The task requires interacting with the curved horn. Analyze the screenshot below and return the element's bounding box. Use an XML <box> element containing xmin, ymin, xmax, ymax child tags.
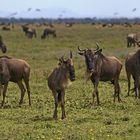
<box><xmin>78</xmin><ymin>46</ymin><xmax>85</xmax><ymax>52</ymax></box>
<box><xmin>95</xmin><ymin>42</ymin><xmax>100</xmax><ymax>50</ymax></box>
<box><xmin>134</xmin><ymin>39</ymin><xmax>140</xmax><ymax>43</ymax></box>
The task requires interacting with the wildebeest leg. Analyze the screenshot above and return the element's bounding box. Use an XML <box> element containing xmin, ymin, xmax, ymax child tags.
<box><xmin>132</xmin><ymin>75</ymin><xmax>137</xmax><ymax>98</ymax></box>
<box><xmin>92</xmin><ymin>88</ymin><xmax>96</xmax><ymax>105</ymax></box>
<box><xmin>114</xmin><ymin>78</ymin><xmax>121</xmax><ymax>102</ymax></box>
<box><xmin>126</xmin><ymin>72</ymin><xmax>131</xmax><ymax>96</ymax></box>
<box><xmin>127</xmin><ymin>39</ymin><xmax>130</xmax><ymax>47</ymax></box>
<box><xmin>53</xmin><ymin>91</ymin><xmax>58</xmax><ymax>120</ymax></box>
<box><xmin>136</xmin><ymin>77</ymin><xmax>140</xmax><ymax>99</ymax></box>
<box><xmin>61</xmin><ymin>89</ymin><xmax>66</xmax><ymax>119</ymax></box>
<box><xmin>23</xmin><ymin>79</ymin><xmax>31</xmax><ymax>106</ymax></box>
<box><xmin>93</xmin><ymin>79</ymin><xmax>100</xmax><ymax>105</ymax></box>
<box><xmin>1</xmin><ymin>83</ymin><xmax>8</xmax><ymax>107</ymax></box>
<box><xmin>17</xmin><ymin>81</ymin><xmax>26</xmax><ymax>105</ymax></box>
<box><xmin>130</xmin><ymin>42</ymin><xmax>132</xmax><ymax>47</ymax></box>
<box><xmin>0</xmin><ymin>84</ymin><xmax>2</xmax><ymax>97</ymax></box>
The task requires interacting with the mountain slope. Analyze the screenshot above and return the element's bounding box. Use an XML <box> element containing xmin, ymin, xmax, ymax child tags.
<box><xmin>0</xmin><ymin>8</ymin><xmax>81</xmax><ymax>18</ymax></box>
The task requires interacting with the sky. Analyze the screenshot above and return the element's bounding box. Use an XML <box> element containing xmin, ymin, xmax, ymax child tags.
<box><xmin>0</xmin><ymin>0</ymin><xmax>140</xmax><ymax>18</ymax></box>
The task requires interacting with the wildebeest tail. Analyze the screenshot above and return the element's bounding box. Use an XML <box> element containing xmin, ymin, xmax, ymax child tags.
<box><xmin>57</xmin><ymin>90</ymin><xmax>61</xmax><ymax>103</ymax></box>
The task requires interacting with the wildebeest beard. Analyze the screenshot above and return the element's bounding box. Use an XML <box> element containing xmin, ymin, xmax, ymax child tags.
<box><xmin>85</xmin><ymin>56</ymin><xmax>94</xmax><ymax>72</ymax></box>
<box><xmin>69</xmin><ymin>65</ymin><xmax>75</xmax><ymax>81</ymax></box>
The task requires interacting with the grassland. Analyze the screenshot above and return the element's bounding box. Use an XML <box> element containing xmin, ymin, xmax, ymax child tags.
<box><xmin>0</xmin><ymin>24</ymin><xmax>140</xmax><ymax>140</ymax></box>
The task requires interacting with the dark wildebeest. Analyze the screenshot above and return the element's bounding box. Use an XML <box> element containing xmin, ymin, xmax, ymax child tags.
<box><xmin>21</xmin><ymin>25</ymin><xmax>37</xmax><ymax>39</ymax></box>
<box><xmin>41</xmin><ymin>28</ymin><xmax>56</xmax><ymax>39</ymax></box>
<box><xmin>48</xmin><ymin>51</ymin><xmax>75</xmax><ymax>119</ymax></box>
<box><xmin>78</xmin><ymin>43</ymin><xmax>122</xmax><ymax>105</ymax></box>
<box><xmin>0</xmin><ymin>56</ymin><xmax>31</xmax><ymax>107</ymax></box>
<box><xmin>125</xmin><ymin>49</ymin><xmax>140</xmax><ymax>98</ymax></box>
<box><xmin>0</xmin><ymin>36</ymin><xmax>7</xmax><ymax>53</ymax></box>
<box><xmin>2</xmin><ymin>26</ymin><xmax>11</xmax><ymax>31</ymax></box>
<box><xmin>127</xmin><ymin>33</ymin><xmax>138</xmax><ymax>47</ymax></box>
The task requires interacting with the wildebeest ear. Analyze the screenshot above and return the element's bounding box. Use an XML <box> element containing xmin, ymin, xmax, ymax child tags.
<box><xmin>78</xmin><ymin>52</ymin><xmax>84</xmax><ymax>55</ymax></box>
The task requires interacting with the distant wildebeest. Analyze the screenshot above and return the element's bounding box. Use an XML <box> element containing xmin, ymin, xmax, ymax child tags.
<box><xmin>102</xmin><ymin>23</ymin><xmax>107</xmax><ymax>27</ymax></box>
<box><xmin>78</xmin><ymin>43</ymin><xmax>122</xmax><ymax>105</ymax></box>
<box><xmin>0</xmin><ymin>36</ymin><xmax>7</xmax><ymax>53</ymax></box>
<box><xmin>0</xmin><ymin>56</ymin><xmax>31</xmax><ymax>107</ymax></box>
<box><xmin>125</xmin><ymin>49</ymin><xmax>140</xmax><ymax>98</ymax></box>
<box><xmin>41</xmin><ymin>28</ymin><xmax>56</xmax><ymax>39</ymax></box>
<box><xmin>127</xmin><ymin>33</ymin><xmax>138</xmax><ymax>47</ymax></box>
<box><xmin>21</xmin><ymin>25</ymin><xmax>37</xmax><ymax>39</ymax></box>
<box><xmin>65</xmin><ymin>23</ymin><xmax>73</xmax><ymax>27</ymax></box>
<box><xmin>124</xmin><ymin>22</ymin><xmax>132</xmax><ymax>28</ymax></box>
<box><xmin>2</xmin><ymin>26</ymin><xmax>11</xmax><ymax>31</ymax></box>
<box><xmin>48</xmin><ymin>23</ymin><xmax>54</xmax><ymax>28</ymax></box>
<box><xmin>48</xmin><ymin>51</ymin><xmax>75</xmax><ymax>119</ymax></box>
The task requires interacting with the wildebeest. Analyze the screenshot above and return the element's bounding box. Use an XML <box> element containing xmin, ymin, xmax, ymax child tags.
<box><xmin>48</xmin><ymin>51</ymin><xmax>75</xmax><ymax>119</ymax></box>
<box><xmin>65</xmin><ymin>23</ymin><xmax>73</xmax><ymax>27</ymax></box>
<box><xmin>0</xmin><ymin>36</ymin><xmax>7</xmax><ymax>53</ymax></box>
<box><xmin>133</xmin><ymin>39</ymin><xmax>140</xmax><ymax>47</ymax></box>
<box><xmin>21</xmin><ymin>25</ymin><xmax>37</xmax><ymax>39</ymax></box>
<box><xmin>127</xmin><ymin>33</ymin><xmax>138</xmax><ymax>47</ymax></box>
<box><xmin>78</xmin><ymin>43</ymin><xmax>122</xmax><ymax>105</ymax></box>
<box><xmin>0</xmin><ymin>56</ymin><xmax>31</xmax><ymax>107</ymax></box>
<box><xmin>125</xmin><ymin>49</ymin><xmax>140</xmax><ymax>98</ymax></box>
<box><xmin>41</xmin><ymin>28</ymin><xmax>56</xmax><ymax>39</ymax></box>
<box><xmin>124</xmin><ymin>22</ymin><xmax>132</xmax><ymax>28</ymax></box>
<box><xmin>2</xmin><ymin>26</ymin><xmax>11</xmax><ymax>31</ymax></box>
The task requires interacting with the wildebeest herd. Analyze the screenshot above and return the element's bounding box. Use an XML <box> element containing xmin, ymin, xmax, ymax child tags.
<box><xmin>21</xmin><ymin>24</ymin><xmax>56</xmax><ymax>39</ymax></box>
<box><xmin>0</xmin><ymin>25</ymin><xmax>140</xmax><ymax>120</ymax></box>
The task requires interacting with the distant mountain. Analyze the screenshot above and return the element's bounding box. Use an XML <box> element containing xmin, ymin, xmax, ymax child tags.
<box><xmin>0</xmin><ymin>8</ymin><xmax>81</xmax><ymax>19</ymax></box>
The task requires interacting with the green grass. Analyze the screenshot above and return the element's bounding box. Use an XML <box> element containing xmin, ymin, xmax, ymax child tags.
<box><xmin>0</xmin><ymin>24</ymin><xmax>140</xmax><ymax>140</ymax></box>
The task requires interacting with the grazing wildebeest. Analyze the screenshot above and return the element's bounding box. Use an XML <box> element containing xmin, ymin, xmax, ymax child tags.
<box><xmin>0</xmin><ymin>56</ymin><xmax>31</xmax><ymax>107</ymax></box>
<box><xmin>0</xmin><ymin>36</ymin><xmax>7</xmax><ymax>53</ymax></box>
<box><xmin>102</xmin><ymin>23</ymin><xmax>107</xmax><ymax>27</ymax></box>
<box><xmin>41</xmin><ymin>28</ymin><xmax>56</xmax><ymax>39</ymax></box>
<box><xmin>48</xmin><ymin>51</ymin><xmax>75</xmax><ymax>119</ymax></box>
<box><xmin>124</xmin><ymin>22</ymin><xmax>132</xmax><ymax>28</ymax></box>
<box><xmin>21</xmin><ymin>25</ymin><xmax>37</xmax><ymax>39</ymax></box>
<box><xmin>2</xmin><ymin>26</ymin><xmax>11</xmax><ymax>31</ymax></box>
<box><xmin>78</xmin><ymin>43</ymin><xmax>122</xmax><ymax>105</ymax></box>
<box><xmin>125</xmin><ymin>49</ymin><xmax>140</xmax><ymax>98</ymax></box>
<box><xmin>127</xmin><ymin>33</ymin><xmax>138</xmax><ymax>47</ymax></box>
<box><xmin>65</xmin><ymin>23</ymin><xmax>73</xmax><ymax>27</ymax></box>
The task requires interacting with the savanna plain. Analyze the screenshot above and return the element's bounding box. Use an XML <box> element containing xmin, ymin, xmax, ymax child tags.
<box><xmin>0</xmin><ymin>23</ymin><xmax>140</xmax><ymax>140</ymax></box>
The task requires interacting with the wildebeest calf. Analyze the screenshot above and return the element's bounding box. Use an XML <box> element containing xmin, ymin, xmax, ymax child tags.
<box><xmin>0</xmin><ymin>56</ymin><xmax>31</xmax><ymax>107</ymax></box>
<box><xmin>48</xmin><ymin>51</ymin><xmax>75</xmax><ymax>119</ymax></box>
<box><xmin>78</xmin><ymin>43</ymin><xmax>122</xmax><ymax>105</ymax></box>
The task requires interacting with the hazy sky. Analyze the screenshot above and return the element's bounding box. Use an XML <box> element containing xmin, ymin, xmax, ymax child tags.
<box><xmin>1</xmin><ymin>0</ymin><xmax>140</xmax><ymax>18</ymax></box>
